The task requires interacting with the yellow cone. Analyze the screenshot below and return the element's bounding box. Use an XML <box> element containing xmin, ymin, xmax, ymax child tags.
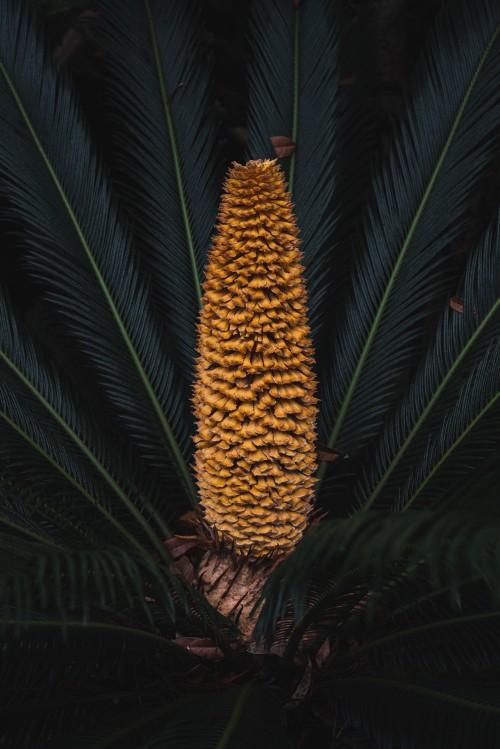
<box><xmin>193</xmin><ymin>159</ymin><xmax>318</xmax><ymax>558</ymax></box>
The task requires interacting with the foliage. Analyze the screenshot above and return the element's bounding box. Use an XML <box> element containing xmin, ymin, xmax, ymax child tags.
<box><xmin>0</xmin><ymin>0</ymin><xmax>499</xmax><ymax>746</ymax></box>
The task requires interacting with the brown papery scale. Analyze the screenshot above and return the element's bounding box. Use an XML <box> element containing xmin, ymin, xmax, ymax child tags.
<box><xmin>193</xmin><ymin>159</ymin><xmax>318</xmax><ymax>560</ymax></box>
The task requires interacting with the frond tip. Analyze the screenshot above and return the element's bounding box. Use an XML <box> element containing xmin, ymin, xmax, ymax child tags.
<box><xmin>193</xmin><ymin>160</ymin><xmax>318</xmax><ymax>558</ymax></box>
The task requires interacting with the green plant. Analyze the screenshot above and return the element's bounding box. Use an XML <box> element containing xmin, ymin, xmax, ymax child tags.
<box><xmin>1</xmin><ymin>0</ymin><xmax>500</xmax><ymax>746</ymax></box>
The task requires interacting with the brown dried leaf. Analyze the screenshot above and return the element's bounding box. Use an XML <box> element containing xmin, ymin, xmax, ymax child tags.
<box><xmin>289</xmin><ymin>657</ymin><xmax>312</xmax><ymax>704</ymax></box>
<box><xmin>173</xmin><ymin>636</ymin><xmax>225</xmax><ymax>661</ymax></box>
<box><xmin>164</xmin><ymin>535</ymin><xmax>201</xmax><ymax>558</ymax></box>
<box><xmin>317</xmin><ymin>441</ymin><xmax>348</xmax><ymax>462</ymax></box>
<box><xmin>270</xmin><ymin>136</ymin><xmax>296</xmax><ymax>159</ymax></box>
<box><xmin>315</xmin><ymin>637</ymin><xmax>331</xmax><ymax>669</ymax></box>
<box><xmin>178</xmin><ymin>510</ymin><xmax>201</xmax><ymax>526</ymax></box>
<box><xmin>247</xmin><ymin>642</ymin><xmax>271</xmax><ymax>655</ymax></box>
<box><xmin>340</xmin><ymin>71</ymin><xmax>357</xmax><ymax>86</ymax></box>
<box><xmin>54</xmin><ymin>11</ymin><xmax>100</xmax><ymax>71</ymax></box>
<box><xmin>169</xmin><ymin>555</ymin><xmax>195</xmax><ymax>584</ymax></box>
<box><xmin>450</xmin><ymin>296</ymin><xmax>464</xmax><ymax>313</ymax></box>
<box><xmin>197</xmin><ymin>669</ymin><xmax>252</xmax><ymax>691</ymax></box>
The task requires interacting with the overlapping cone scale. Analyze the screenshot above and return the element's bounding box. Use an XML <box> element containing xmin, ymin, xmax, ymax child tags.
<box><xmin>193</xmin><ymin>159</ymin><xmax>318</xmax><ymax>558</ymax></box>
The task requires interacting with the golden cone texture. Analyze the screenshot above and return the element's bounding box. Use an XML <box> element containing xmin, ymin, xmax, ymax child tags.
<box><xmin>193</xmin><ymin>159</ymin><xmax>318</xmax><ymax>558</ymax></box>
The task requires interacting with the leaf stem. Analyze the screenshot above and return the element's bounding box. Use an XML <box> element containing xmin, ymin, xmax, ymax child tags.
<box><xmin>0</xmin><ymin>54</ymin><xmax>197</xmax><ymax>508</ymax></box>
<box><xmin>402</xmin><ymin>390</ymin><xmax>500</xmax><ymax>511</ymax></box>
<box><xmin>338</xmin><ymin>675</ymin><xmax>500</xmax><ymax>715</ymax></box>
<box><xmin>0</xmin><ymin>403</ymin><xmax>146</xmax><ymax>553</ymax></box>
<box><xmin>0</xmin><ymin>516</ymin><xmax>59</xmax><ymax>547</ymax></box>
<box><xmin>144</xmin><ymin>0</ymin><xmax>203</xmax><ymax>307</ymax></box>
<box><xmin>336</xmin><ymin>610</ymin><xmax>500</xmax><ymax>664</ymax></box>
<box><xmin>1</xmin><ymin>617</ymin><xmax>191</xmax><ymax>650</ymax></box>
<box><xmin>364</xmin><ymin>300</ymin><xmax>500</xmax><ymax>509</ymax></box>
<box><xmin>320</xmin><ymin>23</ymin><xmax>499</xmax><ymax>473</ymax></box>
<box><xmin>288</xmin><ymin>7</ymin><xmax>301</xmax><ymax>194</ymax></box>
<box><xmin>215</xmin><ymin>684</ymin><xmax>253</xmax><ymax>749</ymax></box>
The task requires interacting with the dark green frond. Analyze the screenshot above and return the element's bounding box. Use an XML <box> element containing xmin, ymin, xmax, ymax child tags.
<box><xmin>0</xmin><ymin>0</ymin><xmax>196</xmax><ymax>505</ymax></box>
<box><xmin>0</xmin><ymin>533</ymin><xmax>188</xmax><ymax>624</ymax></box>
<box><xmin>443</xmin><ymin>451</ymin><xmax>500</xmax><ymax>511</ymax></box>
<box><xmin>319</xmin><ymin>0</ymin><xmax>500</xmax><ymax>461</ymax></box>
<box><xmin>0</xmin><ymin>291</ymin><xmax>171</xmax><ymax>551</ymax></box>
<box><xmin>44</xmin><ymin>685</ymin><xmax>293</xmax><ymax>749</ymax></box>
<box><xmin>1</xmin><ymin>618</ymin><xmax>196</xmax><ymax>749</ymax></box>
<box><xmin>0</xmin><ymin>476</ymin><xmax>58</xmax><ymax>544</ymax></box>
<box><xmin>95</xmin><ymin>0</ymin><xmax>222</xmax><ymax>383</ymax></box>
<box><xmin>2</xmin><ymin>617</ymin><xmax>193</xmax><ymax>700</ymax></box>
<box><xmin>358</xmin><ymin>213</ymin><xmax>500</xmax><ymax>509</ymax></box>
<box><xmin>247</xmin><ymin>0</ymin><xmax>341</xmax><ymax>335</ymax></box>
<box><xmin>1</xmin><ymin>2</ymin><xmax>500</xmax><ymax>747</ymax></box>
<box><xmin>338</xmin><ymin>610</ymin><xmax>500</xmax><ymax>675</ymax></box>
<box><xmin>256</xmin><ymin>507</ymin><xmax>500</xmax><ymax>641</ymax></box>
<box><xmin>394</xmin><ymin>350</ymin><xmax>500</xmax><ymax>509</ymax></box>
<box><xmin>332</xmin><ymin>675</ymin><xmax>500</xmax><ymax>748</ymax></box>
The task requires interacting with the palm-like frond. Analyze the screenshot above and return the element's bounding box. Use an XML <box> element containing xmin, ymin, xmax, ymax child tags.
<box><xmin>339</xmin><ymin>610</ymin><xmax>500</xmax><ymax>675</ymax></box>
<box><xmin>0</xmin><ymin>471</ymin><xmax>62</xmax><ymax>541</ymax></box>
<box><xmin>318</xmin><ymin>0</ymin><xmax>500</xmax><ymax>459</ymax></box>
<box><xmin>1</xmin><ymin>617</ymin><xmax>197</xmax><ymax>749</ymax></box>
<box><xmin>247</xmin><ymin>0</ymin><xmax>380</xmax><ymax>370</ymax></box>
<box><xmin>0</xmin><ymin>532</ymin><xmax>189</xmax><ymax>624</ymax></box>
<box><xmin>95</xmin><ymin>0</ymin><xmax>221</xmax><ymax>385</ymax></box>
<box><xmin>357</xmin><ymin>212</ymin><xmax>500</xmax><ymax>509</ymax></box>
<box><xmin>36</xmin><ymin>685</ymin><xmax>293</xmax><ymax>749</ymax></box>
<box><xmin>256</xmin><ymin>504</ymin><xmax>500</xmax><ymax>642</ymax></box>
<box><xmin>2</xmin><ymin>0</ymin><xmax>500</xmax><ymax>747</ymax></box>
<box><xmin>0</xmin><ymin>0</ymin><xmax>196</xmax><ymax>503</ymax></box>
<box><xmin>0</xmin><ymin>290</ymin><xmax>172</xmax><ymax>549</ymax></box>
<box><xmin>247</xmin><ymin>0</ymin><xmax>341</xmax><ymax>335</ymax></box>
<box><xmin>332</xmin><ymin>676</ymin><xmax>500</xmax><ymax>749</ymax></box>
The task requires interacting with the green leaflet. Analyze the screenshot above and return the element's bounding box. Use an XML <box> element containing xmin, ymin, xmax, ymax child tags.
<box><xmin>0</xmin><ymin>3</ymin><xmax>197</xmax><ymax>506</ymax></box>
<box><xmin>143</xmin><ymin>0</ymin><xmax>202</xmax><ymax>306</ymax></box>
<box><xmin>317</xmin><ymin>3</ymin><xmax>500</xmax><ymax>472</ymax></box>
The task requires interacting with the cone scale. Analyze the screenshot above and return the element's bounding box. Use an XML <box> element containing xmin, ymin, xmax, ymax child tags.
<box><xmin>193</xmin><ymin>160</ymin><xmax>318</xmax><ymax>558</ymax></box>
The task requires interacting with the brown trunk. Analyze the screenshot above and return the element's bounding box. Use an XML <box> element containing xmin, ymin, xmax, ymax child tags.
<box><xmin>197</xmin><ymin>548</ymin><xmax>280</xmax><ymax>641</ymax></box>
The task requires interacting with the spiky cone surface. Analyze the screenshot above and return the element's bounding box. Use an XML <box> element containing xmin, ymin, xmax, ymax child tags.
<box><xmin>193</xmin><ymin>159</ymin><xmax>318</xmax><ymax>559</ymax></box>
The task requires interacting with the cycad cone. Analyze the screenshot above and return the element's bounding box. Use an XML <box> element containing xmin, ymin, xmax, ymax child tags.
<box><xmin>193</xmin><ymin>159</ymin><xmax>318</xmax><ymax>558</ymax></box>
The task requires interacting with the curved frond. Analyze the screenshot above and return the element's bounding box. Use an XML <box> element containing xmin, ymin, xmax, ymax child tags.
<box><xmin>334</xmin><ymin>675</ymin><xmax>500</xmax><ymax>749</ymax></box>
<box><xmin>247</xmin><ymin>0</ymin><xmax>341</xmax><ymax>335</ymax></box>
<box><xmin>358</xmin><ymin>213</ymin><xmax>500</xmax><ymax>509</ymax></box>
<box><xmin>318</xmin><ymin>0</ymin><xmax>500</xmax><ymax>462</ymax></box>
<box><xmin>0</xmin><ymin>476</ymin><xmax>59</xmax><ymax>545</ymax></box>
<box><xmin>47</xmin><ymin>685</ymin><xmax>293</xmax><ymax>749</ymax></box>
<box><xmin>95</xmin><ymin>0</ymin><xmax>222</xmax><ymax>382</ymax></box>
<box><xmin>0</xmin><ymin>533</ymin><xmax>189</xmax><ymax>624</ymax></box>
<box><xmin>0</xmin><ymin>0</ymin><xmax>196</xmax><ymax>504</ymax></box>
<box><xmin>337</xmin><ymin>610</ymin><xmax>500</xmax><ymax>675</ymax></box>
<box><xmin>395</xmin><ymin>351</ymin><xmax>500</xmax><ymax>510</ymax></box>
<box><xmin>0</xmin><ymin>291</ymin><xmax>172</xmax><ymax>551</ymax></box>
<box><xmin>256</xmin><ymin>507</ymin><xmax>500</xmax><ymax>641</ymax></box>
<box><xmin>1</xmin><ymin>617</ymin><xmax>196</xmax><ymax>749</ymax></box>
<box><xmin>2</xmin><ymin>616</ymin><xmax>193</xmax><ymax>694</ymax></box>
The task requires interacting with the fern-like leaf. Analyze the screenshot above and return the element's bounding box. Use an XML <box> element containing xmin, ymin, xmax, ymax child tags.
<box><xmin>0</xmin><ymin>291</ymin><xmax>170</xmax><ymax>551</ymax></box>
<box><xmin>0</xmin><ymin>0</ymin><xmax>196</xmax><ymax>503</ymax></box>
<box><xmin>256</xmin><ymin>506</ymin><xmax>500</xmax><ymax>641</ymax></box>
<box><xmin>333</xmin><ymin>675</ymin><xmax>500</xmax><ymax>748</ymax></box>
<box><xmin>247</xmin><ymin>0</ymin><xmax>341</xmax><ymax>336</ymax></box>
<box><xmin>95</xmin><ymin>0</ymin><xmax>221</xmax><ymax>384</ymax></box>
<box><xmin>319</xmin><ymin>0</ymin><xmax>500</xmax><ymax>460</ymax></box>
<box><xmin>357</xmin><ymin>212</ymin><xmax>500</xmax><ymax>508</ymax></box>
<box><xmin>0</xmin><ymin>533</ymin><xmax>188</xmax><ymax>624</ymax></box>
